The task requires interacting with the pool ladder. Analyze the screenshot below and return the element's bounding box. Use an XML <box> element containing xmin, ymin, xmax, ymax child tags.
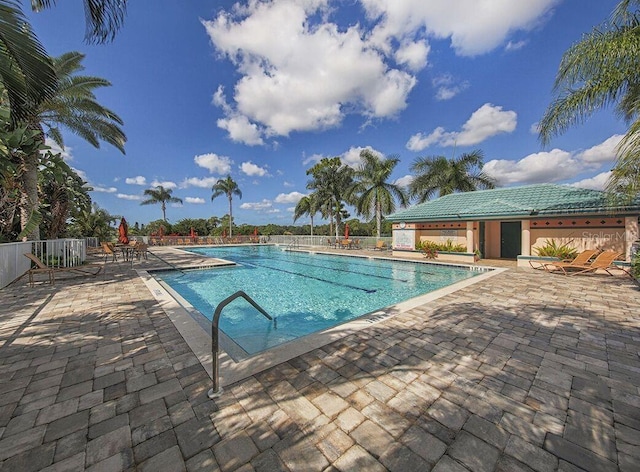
<box><xmin>208</xmin><ymin>290</ymin><xmax>274</xmax><ymax>398</ymax></box>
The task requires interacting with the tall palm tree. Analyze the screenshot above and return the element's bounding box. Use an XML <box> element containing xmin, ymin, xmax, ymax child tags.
<box><xmin>409</xmin><ymin>150</ymin><xmax>495</xmax><ymax>203</ymax></box>
<box><xmin>350</xmin><ymin>150</ymin><xmax>408</xmax><ymax>238</ymax></box>
<box><xmin>141</xmin><ymin>185</ymin><xmax>182</xmax><ymax>222</ymax></box>
<box><xmin>211</xmin><ymin>175</ymin><xmax>242</xmax><ymax>237</ymax></box>
<box><xmin>17</xmin><ymin>51</ymin><xmax>126</xmax><ymax>239</ymax></box>
<box><xmin>293</xmin><ymin>193</ymin><xmax>320</xmax><ymax>236</ymax></box>
<box><xmin>539</xmin><ymin>0</ymin><xmax>640</xmax><ymax>200</ymax></box>
<box><xmin>306</xmin><ymin>157</ymin><xmax>354</xmax><ymax>239</ymax></box>
<box><xmin>30</xmin><ymin>0</ymin><xmax>128</xmax><ymax>44</ymax></box>
<box><xmin>0</xmin><ymin>0</ymin><xmax>57</xmax><ymax>124</ymax></box>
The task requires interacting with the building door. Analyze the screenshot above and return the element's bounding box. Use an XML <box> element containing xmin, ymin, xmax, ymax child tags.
<box><xmin>500</xmin><ymin>221</ymin><xmax>521</xmax><ymax>259</ymax></box>
<box><xmin>479</xmin><ymin>222</ymin><xmax>486</xmax><ymax>258</ymax></box>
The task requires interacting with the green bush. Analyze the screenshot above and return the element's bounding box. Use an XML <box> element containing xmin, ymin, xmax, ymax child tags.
<box><xmin>632</xmin><ymin>252</ymin><xmax>640</xmax><ymax>279</ymax></box>
<box><xmin>416</xmin><ymin>239</ymin><xmax>468</xmax><ymax>259</ymax></box>
<box><xmin>534</xmin><ymin>240</ymin><xmax>578</xmax><ymax>260</ymax></box>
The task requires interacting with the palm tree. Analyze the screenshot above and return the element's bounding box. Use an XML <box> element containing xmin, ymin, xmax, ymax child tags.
<box><xmin>539</xmin><ymin>0</ymin><xmax>640</xmax><ymax>200</ymax></box>
<box><xmin>30</xmin><ymin>0</ymin><xmax>128</xmax><ymax>44</ymax></box>
<box><xmin>0</xmin><ymin>1</ymin><xmax>57</xmax><ymax>124</ymax></box>
<box><xmin>350</xmin><ymin>150</ymin><xmax>408</xmax><ymax>238</ymax></box>
<box><xmin>141</xmin><ymin>185</ymin><xmax>182</xmax><ymax>222</ymax></box>
<box><xmin>17</xmin><ymin>51</ymin><xmax>126</xmax><ymax>239</ymax></box>
<box><xmin>306</xmin><ymin>157</ymin><xmax>354</xmax><ymax>239</ymax></box>
<box><xmin>211</xmin><ymin>175</ymin><xmax>242</xmax><ymax>237</ymax></box>
<box><xmin>293</xmin><ymin>193</ymin><xmax>320</xmax><ymax>236</ymax></box>
<box><xmin>409</xmin><ymin>150</ymin><xmax>495</xmax><ymax>203</ymax></box>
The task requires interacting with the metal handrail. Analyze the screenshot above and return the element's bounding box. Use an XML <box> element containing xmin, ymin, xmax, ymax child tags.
<box><xmin>208</xmin><ymin>290</ymin><xmax>273</xmax><ymax>398</ymax></box>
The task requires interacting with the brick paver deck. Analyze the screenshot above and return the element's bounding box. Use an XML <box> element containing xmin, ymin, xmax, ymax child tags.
<box><xmin>0</xmin><ymin>246</ymin><xmax>638</xmax><ymax>471</ymax></box>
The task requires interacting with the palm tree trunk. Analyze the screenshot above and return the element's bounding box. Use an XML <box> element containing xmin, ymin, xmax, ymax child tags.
<box><xmin>376</xmin><ymin>200</ymin><xmax>382</xmax><ymax>239</ymax></box>
<box><xmin>228</xmin><ymin>196</ymin><xmax>233</xmax><ymax>237</ymax></box>
<box><xmin>310</xmin><ymin>215</ymin><xmax>314</xmax><ymax>237</ymax></box>
<box><xmin>162</xmin><ymin>202</ymin><xmax>167</xmax><ymax>221</ymax></box>
<box><xmin>19</xmin><ymin>152</ymin><xmax>40</xmax><ymax>240</ymax></box>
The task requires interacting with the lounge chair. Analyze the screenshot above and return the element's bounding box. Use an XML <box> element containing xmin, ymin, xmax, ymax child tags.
<box><xmin>547</xmin><ymin>251</ymin><xmax>625</xmax><ymax>276</ymax></box>
<box><xmin>531</xmin><ymin>249</ymin><xmax>599</xmax><ymax>271</ymax></box>
<box><xmin>373</xmin><ymin>240</ymin><xmax>388</xmax><ymax>251</ymax></box>
<box><xmin>102</xmin><ymin>242</ymin><xmax>118</xmax><ymax>262</ymax></box>
<box><xmin>24</xmin><ymin>253</ymin><xmax>103</xmax><ymax>286</ymax></box>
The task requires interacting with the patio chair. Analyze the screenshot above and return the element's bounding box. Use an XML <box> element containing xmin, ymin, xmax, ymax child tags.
<box><xmin>102</xmin><ymin>242</ymin><xmax>118</xmax><ymax>262</ymax></box>
<box><xmin>531</xmin><ymin>249</ymin><xmax>599</xmax><ymax>271</ymax></box>
<box><xmin>547</xmin><ymin>251</ymin><xmax>625</xmax><ymax>276</ymax></box>
<box><xmin>24</xmin><ymin>253</ymin><xmax>103</xmax><ymax>286</ymax></box>
<box><xmin>373</xmin><ymin>240</ymin><xmax>388</xmax><ymax>251</ymax></box>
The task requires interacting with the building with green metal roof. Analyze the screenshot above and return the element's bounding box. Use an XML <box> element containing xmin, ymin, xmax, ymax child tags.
<box><xmin>386</xmin><ymin>184</ymin><xmax>640</xmax><ymax>264</ymax></box>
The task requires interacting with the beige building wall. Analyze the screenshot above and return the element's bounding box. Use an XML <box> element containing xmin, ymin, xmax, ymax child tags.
<box><xmin>484</xmin><ymin>221</ymin><xmax>501</xmax><ymax>258</ymax></box>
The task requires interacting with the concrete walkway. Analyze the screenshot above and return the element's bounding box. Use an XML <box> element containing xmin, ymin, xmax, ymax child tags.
<box><xmin>0</xmin><ymin>246</ymin><xmax>638</xmax><ymax>471</ymax></box>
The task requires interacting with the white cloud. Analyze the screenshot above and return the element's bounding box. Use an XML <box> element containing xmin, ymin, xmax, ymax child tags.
<box><xmin>185</xmin><ymin>197</ymin><xmax>206</xmax><ymax>204</ymax></box>
<box><xmin>570</xmin><ymin>171</ymin><xmax>612</xmax><ymax>191</ymax></box>
<box><xmin>283</xmin><ymin>181</ymin><xmax>295</xmax><ymax>187</ymax></box>
<box><xmin>117</xmin><ymin>193</ymin><xmax>143</xmax><ymax>201</ymax></box>
<box><xmin>125</xmin><ymin>176</ymin><xmax>147</xmax><ymax>185</ymax></box>
<box><xmin>505</xmin><ymin>39</ymin><xmax>528</xmax><ymax>52</ymax></box>
<box><xmin>181</xmin><ymin>176</ymin><xmax>220</xmax><ymax>188</ymax></box>
<box><xmin>204</xmin><ymin>0</ymin><xmax>417</xmax><ymax>143</ymax></box>
<box><xmin>150</xmin><ymin>180</ymin><xmax>177</xmax><ymax>189</ymax></box>
<box><xmin>194</xmin><ymin>153</ymin><xmax>232</xmax><ymax>174</ymax></box>
<box><xmin>529</xmin><ymin>122</ymin><xmax>540</xmax><ymax>134</ymax></box>
<box><xmin>406</xmin><ymin>103</ymin><xmax>517</xmax><ymax>150</ymax></box>
<box><xmin>240</xmin><ymin>161</ymin><xmax>269</xmax><ymax>177</ymax></box>
<box><xmin>432</xmin><ymin>74</ymin><xmax>469</xmax><ymax>101</ymax></box>
<box><xmin>72</xmin><ymin>167</ymin><xmax>87</xmax><ymax>181</ymax></box>
<box><xmin>361</xmin><ymin>0</ymin><xmax>560</xmax><ymax>57</ymax></box>
<box><xmin>170</xmin><ymin>202</ymin><xmax>183</xmax><ymax>208</ymax></box>
<box><xmin>240</xmin><ymin>199</ymin><xmax>273</xmax><ymax>210</ymax></box>
<box><xmin>341</xmin><ymin>146</ymin><xmax>384</xmax><ymax>168</ymax></box>
<box><xmin>394</xmin><ymin>174</ymin><xmax>414</xmax><ymax>188</ymax></box>
<box><xmin>92</xmin><ymin>185</ymin><xmax>117</xmax><ymax>193</ymax></box>
<box><xmin>484</xmin><ymin>149</ymin><xmax>577</xmax><ymax>186</ymax></box>
<box><xmin>302</xmin><ymin>153</ymin><xmax>324</xmax><ymax>166</ymax></box>
<box><xmin>275</xmin><ymin>192</ymin><xmax>306</xmax><ymax>204</ymax></box>
<box><xmin>44</xmin><ymin>138</ymin><xmax>73</xmax><ymax>161</ymax></box>
<box><xmin>576</xmin><ymin>134</ymin><xmax>622</xmax><ymax>164</ymax></box>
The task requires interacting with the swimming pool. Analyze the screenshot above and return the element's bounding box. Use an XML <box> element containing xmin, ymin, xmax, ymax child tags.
<box><xmin>154</xmin><ymin>246</ymin><xmax>484</xmax><ymax>355</ymax></box>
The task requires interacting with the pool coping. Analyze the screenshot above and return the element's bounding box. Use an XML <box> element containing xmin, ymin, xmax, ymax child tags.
<box><xmin>137</xmin><ymin>251</ymin><xmax>508</xmax><ymax>388</ymax></box>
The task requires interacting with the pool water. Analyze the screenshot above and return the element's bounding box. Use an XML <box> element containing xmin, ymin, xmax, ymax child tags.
<box><xmin>155</xmin><ymin>246</ymin><xmax>481</xmax><ymax>355</ymax></box>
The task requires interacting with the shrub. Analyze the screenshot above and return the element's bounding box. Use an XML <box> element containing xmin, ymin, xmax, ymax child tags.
<box><xmin>416</xmin><ymin>239</ymin><xmax>468</xmax><ymax>259</ymax></box>
<box><xmin>534</xmin><ymin>240</ymin><xmax>578</xmax><ymax>260</ymax></box>
<box><xmin>632</xmin><ymin>252</ymin><xmax>640</xmax><ymax>279</ymax></box>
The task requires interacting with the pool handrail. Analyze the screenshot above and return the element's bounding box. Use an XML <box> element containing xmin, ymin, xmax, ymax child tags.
<box><xmin>208</xmin><ymin>290</ymin><xmax>273</xmax><ymax>398</ymax></box>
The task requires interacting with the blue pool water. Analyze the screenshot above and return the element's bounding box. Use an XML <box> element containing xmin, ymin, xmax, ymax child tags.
<box><xmin>155</xmin><ymin>246</ymin><xmax>481</xmax><ymax>355</ymax></box>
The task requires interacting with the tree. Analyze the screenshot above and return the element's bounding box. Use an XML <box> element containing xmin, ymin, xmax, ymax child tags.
<box><xmin>16</xmin><ymin>51</ymin><xmax>126</xmax><ymax>239</ymax></box>
<box><xmin>141</xmin><ymin>185</ymin><xmax>182</xmax><ymax>222</ymax></box>
<box><xmin>31</xmin><ymin>0</ymin><xmax>128</xmax><ymax>44</ymax></box>
<box><xmin>349</xmin><ymin>150</ymin><xmax>408</xmax><ymax>238</ymax></box>
<box><xmin>211</xmin><ymin>175</ymin><xmax>242</xmax><ymax>237</ymax></box>
<box><xmin>306</xmin><ymin>157</ymin><xmax>354</xmax><ymax>239</ymax></box>
<box><xmin>539</xmin><ymin>0</ymin><xmax>640</xmax><ymax>200</ymax></box>
<box><xmin>293</xmin><ymin>193</ymin><xmax>320</xmax><ymax>236</ymax></box>
<box><xmin>409</xmin><ymin>150</ymin><xmax>495</xmax><ymax>203</ymax></box>
<box><xmin>67</xmin><ymin>203</ymin><xmax>118</xmax><ymax>241</ymax></box>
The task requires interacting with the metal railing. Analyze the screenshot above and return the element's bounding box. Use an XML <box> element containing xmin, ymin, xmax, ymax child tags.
<box><xmin>208</xmin><ymin>290</ymin><xmax>273</xmax><ymax>398</ymax></box>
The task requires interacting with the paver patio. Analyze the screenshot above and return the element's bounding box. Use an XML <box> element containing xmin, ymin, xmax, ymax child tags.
<box><xmin>0</xmin><ymin>246</ymin><xmax>638</xmax><ymax>471</ymax></box>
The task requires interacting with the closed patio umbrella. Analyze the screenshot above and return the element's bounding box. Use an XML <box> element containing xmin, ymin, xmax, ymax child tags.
<box><xmin>118</xmin><ymin>218</ymin><xmax>129</xmax><ymax>244</ymax></box>
<box><xmin>344</xmin><ymin>223</ymin><xmax>349</xmax><ymax>239</ymax></box>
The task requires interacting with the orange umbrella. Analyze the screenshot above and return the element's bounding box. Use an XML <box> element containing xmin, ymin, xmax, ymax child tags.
<box><xmin>253</xmin><ymin>227</ymin><xmax>258</xmax><ymax>236</ymax></box>
<box><xmin>222</xmin><ymin>228</ymin><xmax>227</xmax><ymax>238</ymax></box>
<box><xmin>159</xmin><ymin>225</ymin><xmax>164</xmax><ymax>238</ymax></box>
<box><xmin>344</xmin><ymin>223</ymin><xmax>349</xmax><ymax>239</ymax></box>
<box><xmin>118</xmin><ymin>218</ymin><xmax>129</xmax><ymax>244</ymax></box>
<box><xmin>190</xmin><ymin>227</ymin><xmax>196</xmax><ymax>239</ymax></box>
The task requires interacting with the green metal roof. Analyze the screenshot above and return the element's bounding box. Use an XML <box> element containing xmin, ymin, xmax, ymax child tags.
<box><xmin>387</xmin><ymin>184</ymin><xmax>640</xmax><ymax>222</ymax></box>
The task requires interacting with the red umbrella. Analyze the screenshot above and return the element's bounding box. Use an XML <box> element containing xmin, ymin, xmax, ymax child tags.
<box><xmin>344</xmin><ymin>223</ymin><xmax>349</xmax><ymax>239</ymax></box>
<box><xmin>158</xmin><ymin>225</ymin><xmax>164</xmax><ymax>238</ymax></box>
<box><xmin>118</xmin><ymin>218</ymin><xmax>129</xmax><ymax>244</ymax></box>
<box><xmin>222</xmin><ymin>228</ymin><xmax>227</xmax><ymax>238</ymax></box>
<box><xmin>253</xmin><ymin>227</ymin><xmax>258</xmax><ymax>237</ymax></box>
<box><xmin>190</xmin><ymin>227</ymin><xmax>196</xmax><ymax>240</ymax></box>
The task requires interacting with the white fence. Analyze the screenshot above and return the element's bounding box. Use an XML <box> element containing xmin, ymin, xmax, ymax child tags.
<box><xmin>0</xmin><ymin>238</ymin><xmax>87</xmax><ymax>289</ymax></box>
<box><xmin>268</xmin><ymin>235</ymin><xmax>392</xmax><ymax>249</ymax></box>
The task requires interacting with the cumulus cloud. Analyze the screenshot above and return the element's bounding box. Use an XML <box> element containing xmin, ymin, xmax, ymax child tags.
<box><xmin>406</xmin><ymin>103</ymin><xmax>517</xmax><ymax>151</ymax></box>
<box><xmin>150</xmin><ymin>180</ymin><xmax>177</xmax><ymax>189</ymax></box>
<box><xmin>194</xmin><ymin>153</ymin><xmax>232</xmax><ymax>174</ymax></box>
<box><xmin>274</xmin><ymin>192</ymin><xmax>306</xmax><ymax>204</ymax></box>
<box><xmin>240</xmin><ymin>199</ymin><xmax>273</xmax><ymax>211</ymax></box>
<box><xmin>302</xmin><ymin>153</ymin><xmax>325</xmax><ymax>166</ymax></box>
<box><xmin>340</xmin><ymin>146</ymin><xmax>384</xmax><ymax>168</ymax></box>
<box><xmin>361</xmin><ymin>0</ymin><xmax>559</xmax><ymax>57</ymax></box>
<box><xmin>72</xmin><ymin>168</ymin><xmax>88</xmax><ymax>181</ymax></box>
<box><xmin>181</xmin><ymin>177</ymin><xmax>220</xmax><ymax>188</ymax></box>
<box><xmin>240</xmin><ymin>161</ymin><xmax>269</xmax><ymax>177</ymax></box>
<box><xmin>92</xmin><ymin>185</ymin><xmax>117</xmax><ymax>193</ymax></box>
<box><xmin>185</xmin><ymin>197</ymin><xmax>206</xmax><ymax>204</ymax></box>
<box><xmin>432</xmin><ymin>74</ymin><xmax>469</xmax><ymax>101</ymax></box>
<box><xmin>117</xmin><ymin>193</ymin><xmax>142</xmax><ymax>201</ymax></box>
<box><xmin>576</xmin><ymin>134</ymin><xmax>622</xmax><ymax>164</ymax></box>
<box><xmin>505</xmin><ymin>39</ymin><xmax>528</xmax><ymax>52</ymax></box>
<box><xmin>483</xmin><ymin>134</ymin><xmax>622</xmax><ymax>187</ymax></box>
<box><xmin>394</xmin><ymin>40</ymin><xmax>430</xmax><ymax>72</ymax></box>
<box><xmin>217</xmin><ymin>112</ymin><xmax>265</xmax><ymax>146</ymax></box>
<box><xmin>125</xmin><ymin>176</ymin><xmax>147</xmax><ymax>185</ymax></box>
<box><xmin>394</xmin><ymin>174</ymin><xmax>414</xmax><ymax>188</ymax></box>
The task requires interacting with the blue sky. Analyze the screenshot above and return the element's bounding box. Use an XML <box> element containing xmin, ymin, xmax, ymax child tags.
<box><xmin>27</xmin><ymin>1</ymin><xmax>624</xmax><ymax>227</ymax></box>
